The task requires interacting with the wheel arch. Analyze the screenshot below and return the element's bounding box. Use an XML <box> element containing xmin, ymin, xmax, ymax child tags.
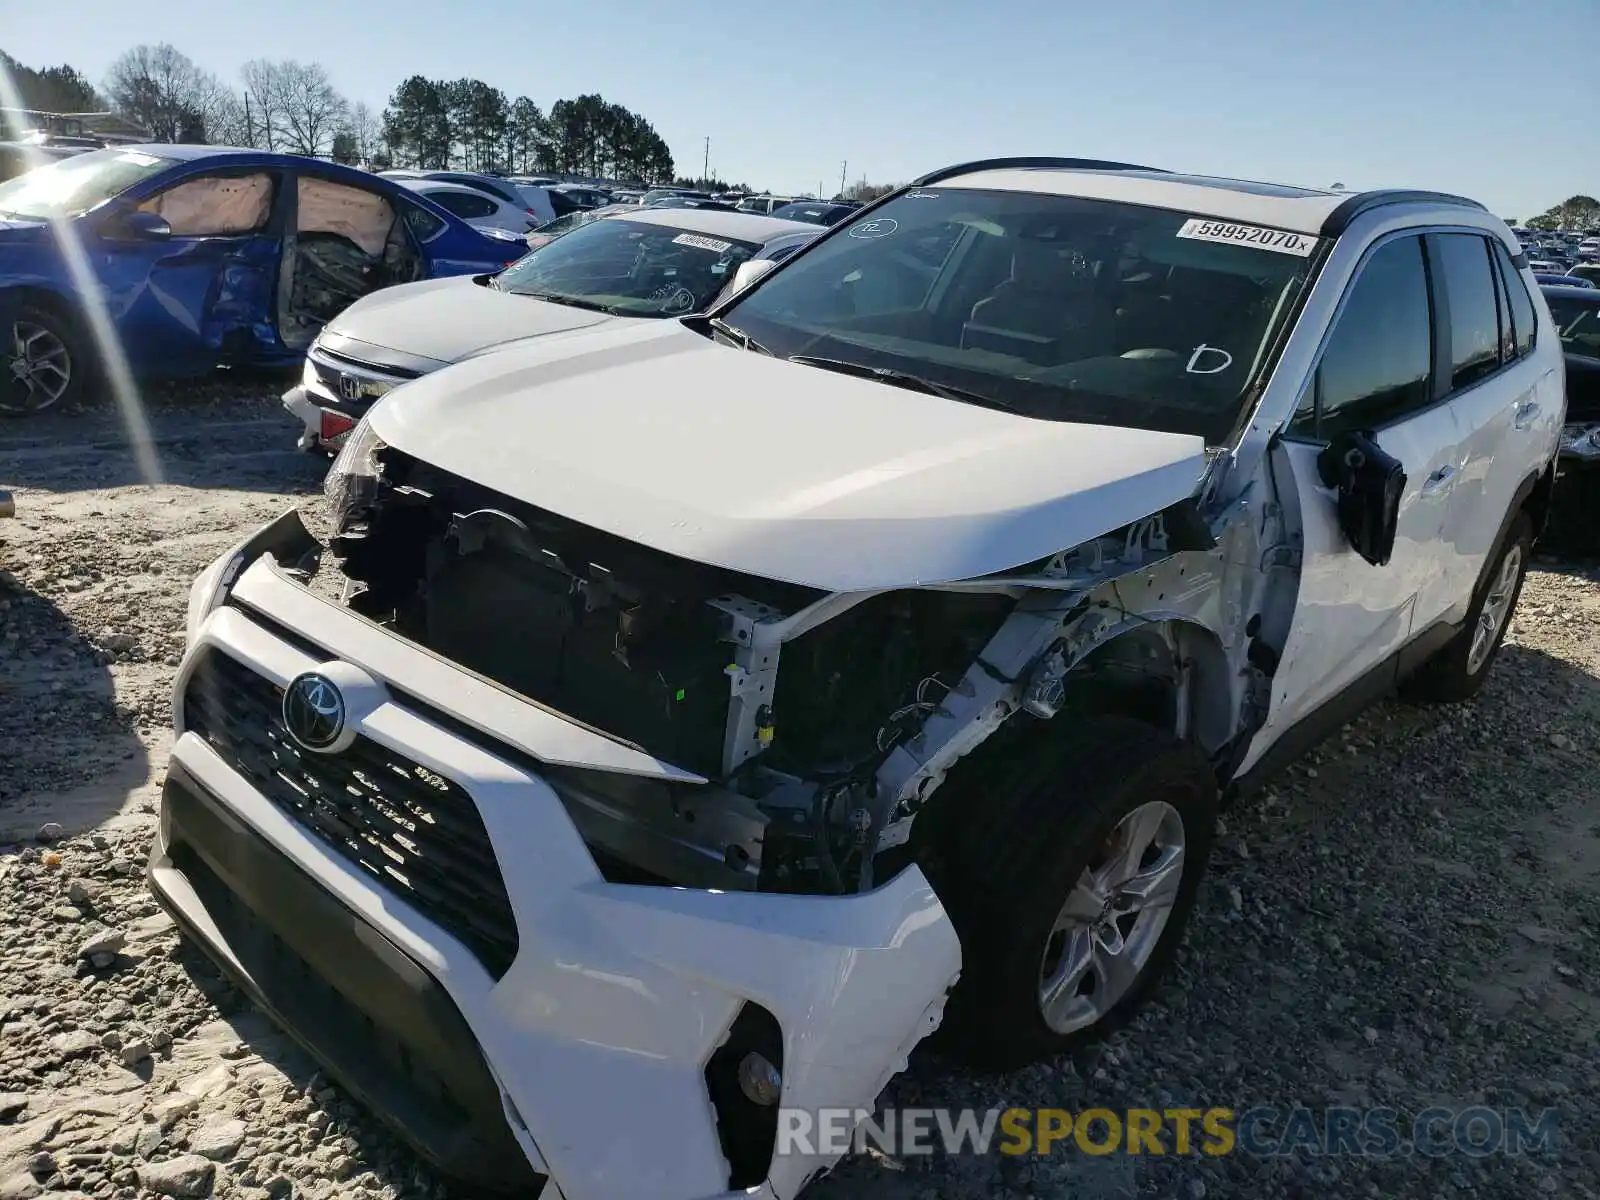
<box><xmin>9</xmin><ymin>283</ymin><xmax>84</xmax><ymax>326</ymax></box>
<box><xmin>1056</xmin><ymin>617</ymin><xmax>1235</xmax><ymax>755</ymax></box>
<box><xmin>8</xmin><ymin>286</ymin><xmax>90</xmax><ymax>347</ymax></box>
<box><xmin>1520</xmin><ymin>459</ymin><xmax>1558</xmax><ymax>542</ymax></box>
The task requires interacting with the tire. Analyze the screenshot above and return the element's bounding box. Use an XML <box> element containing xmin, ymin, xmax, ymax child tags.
<box><xmin>915</xmin><ymin>715</ymin><xmax>1219</xmax><ymax>1072</ymax></box>
<box><xmin>1401</xmin><ymin>511</ymin><xmax>1532</xmax><ymax>705</ymax></box>
<box><xmin>2</xmin><ymin>303</ymin><xmax>89</xmax><ymax>416</ymax></box>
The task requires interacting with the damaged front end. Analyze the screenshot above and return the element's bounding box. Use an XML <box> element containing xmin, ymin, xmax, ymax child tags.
<box><xmin>310</xmin><ymin>421</ymin><xmax>1267</xmax><ymax>902</ymax></box>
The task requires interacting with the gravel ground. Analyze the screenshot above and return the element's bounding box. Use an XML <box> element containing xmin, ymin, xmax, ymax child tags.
<box><xmin>2</xmin><ymin>384</ymin><xmax>1598</xmax><ymax>1200</ymax></box>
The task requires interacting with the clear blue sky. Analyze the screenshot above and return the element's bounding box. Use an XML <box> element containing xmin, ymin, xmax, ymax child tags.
<box><xmin>5</xmin><ymin>0</ymin><xmax>1596</xmax><ymax>219</ymax></box>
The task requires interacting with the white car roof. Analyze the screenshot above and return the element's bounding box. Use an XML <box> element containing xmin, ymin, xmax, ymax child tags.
<box><xmin>934</xmin><ymin>167</ymin><xmax>1482</xmax><ymax>237</ymax></box>
<box><xmin>611</xmin><ymin>207</ymin><xmax>819</xmax><ymax>244</ymax></box>
<box><xmin>400</xmin><ymin>179</ymin><xmax>495</xmax><ymax>199</ymax></box>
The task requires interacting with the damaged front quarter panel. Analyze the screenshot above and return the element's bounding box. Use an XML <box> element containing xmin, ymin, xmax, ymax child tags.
<box><xmin>313</xmin><ymin>439</ymin><xmax>1288</xmax><ymax>905</ymax></box>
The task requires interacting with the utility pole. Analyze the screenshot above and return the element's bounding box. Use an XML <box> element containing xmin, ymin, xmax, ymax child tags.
<box><xmin>703</xmin><ymin>137</ymin><xmax>710</xmax><ymax>186</ymax></box>
<box><xmin>839</xmin><ymin>161</ymin><xmax>847</xmax><ymax>199</ymax></box>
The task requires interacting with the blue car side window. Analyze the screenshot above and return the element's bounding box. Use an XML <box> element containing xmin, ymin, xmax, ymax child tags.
<box><xmin>403</xmin><ymin>203</ymin><xmax>447</xmax><ymax>243</ymax></box>
<box><xmin>137</xmin><ymin>173</ymin><xmax>274</xmax><ymax>237</ymax></box>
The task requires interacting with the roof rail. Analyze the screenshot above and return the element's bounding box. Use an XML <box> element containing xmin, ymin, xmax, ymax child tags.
<box><xmin>911</xmin><ymin>157</ymin><xmax>1167</xmax><ymax>187</ymax></box>
<box><xmin>1320</xmin><ymin>189</ymin><xmax>1489</xmax><ymax>236</ymax></box>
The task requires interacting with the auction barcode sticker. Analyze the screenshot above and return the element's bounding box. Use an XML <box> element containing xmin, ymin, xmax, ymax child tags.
<box><xmin>1176</xmin><ymin>219</ymin><xmax>1317</xmax><ymax>257</ymax></box>
<box><xmin>673</xmin><ymin>233</ymin><xmax>733</xmax><ymax>253</ymax></box>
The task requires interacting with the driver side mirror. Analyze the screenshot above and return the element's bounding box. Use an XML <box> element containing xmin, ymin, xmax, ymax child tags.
<box><xmin>728</xmin><ymin>258</ymin><xmax>778</xmax><ymax>295</ymax></box>
<box><xmin>1316</xmin><ymin>429</ymin><xmax>1406</xmax><ymax>567</ymax></box>
<box><xmin>105</xmin><ymin>209</ymin><xmax>172</xmax><ymax>242</ymax></box>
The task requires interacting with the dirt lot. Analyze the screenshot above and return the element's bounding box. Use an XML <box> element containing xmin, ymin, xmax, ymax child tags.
<box><xmin>2</xmin><ymin>385</ymin><xmax>1598</xmax><ymax>1200</ymax></box>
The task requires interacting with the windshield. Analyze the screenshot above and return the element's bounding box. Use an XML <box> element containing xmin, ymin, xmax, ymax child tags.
<box><xmin>0</xmin><ymin>147</ymin><xmax>176</xmax><ymax>220</ymax></box>
<box><xmin>495</xmin><ymin>217</ymin><xmax>763</xmax><ymax>316</ymax></box>
<box><xmin>531</xmin><ymin>210</ymin><xmax>603</xmax><ymax>237</ymax></box>
<box><xmin>772</xmin><ymin>203</ymin><xmax>851</xmax><ymax>225</ymax></box>
<box><xmin>719</xmin><ymin>187</ymin><xmax>1321</xmax><ymax>441</ymax></box>
<box><xmin>1548</xmin><ymin>295</ymin><xmax>1600</xmax><ymax>359</ymax></box>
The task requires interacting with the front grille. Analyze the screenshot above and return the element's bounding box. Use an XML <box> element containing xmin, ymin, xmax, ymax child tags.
<box><xmin>182</xmin><ymin>648</ymin><xmax>519</xmax><ymax>977</ymax></box>
<box><xmin>309</xmin><ymin>347</ymin><xmax>421</xmax><ymax>392</ymax></box>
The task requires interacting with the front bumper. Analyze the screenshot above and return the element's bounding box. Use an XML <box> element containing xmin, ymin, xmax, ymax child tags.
<box><xmin>149</xmin><ymin>763</ymin><xmax>550</xmax><ymax>1195</ymax></box>
<box><xmin>151</xmin><ymin>510</ymin><xmax>962</xmax><ymax>1200</ymax></box>
<box><xmin>281</xmin><ymin>384</ymin><xmax>324</xmax><ymax>451</ymax></box>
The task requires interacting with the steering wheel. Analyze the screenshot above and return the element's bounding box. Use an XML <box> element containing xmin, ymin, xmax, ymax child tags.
<box><xmin>649</xmin><ymin>283</ymin><xmax>698</xmax><ymax>314</ymax></box>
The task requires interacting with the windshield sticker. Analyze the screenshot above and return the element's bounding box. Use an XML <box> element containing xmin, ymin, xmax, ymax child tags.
<box><xmin>116</xmin><ymin>151</ymin><xmax>161</xmax><ymax>167</ymax></box>
<box><xmin>849</xmin><ymin>217</ymin><xmax>899</xmax><ymax>239</ymax></box>
<box><xmin>905</xmin><ymin>190</ymin><xmax>941</xmax><ymax>199</ymax></box>
<box><xmin>1186</xmin><ymin>344</ymin><xmax>1235</xmax><ymax>375</ymax></box>
<box><xmin>1176</xmin><ymin>218</ymin><xmax>1315</xmax><ymax>257</ymax></box>
<box><xmin>673</xmin><ymin>233</ymin><xmax>733</xmax><ymax>253</ymax></box>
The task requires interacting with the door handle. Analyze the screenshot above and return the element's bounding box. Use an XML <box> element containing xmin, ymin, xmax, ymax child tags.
<box><xmin>1513</xmin><ymin>400</ymin><xmax>1541</xmax><ymax>430</ymax></box>
<box><xmin>1422</xmin><ymin>464</ymin><xmax>1457</xmax><ymax>495</ymax></box>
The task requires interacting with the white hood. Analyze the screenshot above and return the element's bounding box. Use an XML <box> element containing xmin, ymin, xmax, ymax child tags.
<box><xmin>324</xmin><ymin>275</ymin><xmax>620</xmax><ymax>366</ymax></box>
<box><xmin>367</xmin><ymin>322</ymin><xmax>1212</xmax><ymax>590</ymax></box>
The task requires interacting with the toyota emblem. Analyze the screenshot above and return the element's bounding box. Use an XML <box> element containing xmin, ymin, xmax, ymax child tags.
<box><xmin>281</xmin><ymin>672</ymin><xmax>346</xmax><ymax>752</ymax></box>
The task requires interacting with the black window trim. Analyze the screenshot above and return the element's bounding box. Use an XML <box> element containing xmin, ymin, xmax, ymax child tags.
<box><xmin>1490</xmin><ymin>238</ymin><xmax>1539</xmax><ymax>357</ymax></box>
<box><xmin>1282</xmin><ymin>224</ymin><xmax>1536</xmax><ymax>447</ymax></box>
<box><xmin>1488</xmin><ymin>236</ymin><xmax>1515</xmax><ymax>365</ymax></box>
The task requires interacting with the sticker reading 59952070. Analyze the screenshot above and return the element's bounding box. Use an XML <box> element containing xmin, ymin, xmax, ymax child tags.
<box><xmin>1176</xmin><ymin>218</ymin><xmax>1316</xmax><ymax>257</ymax></box>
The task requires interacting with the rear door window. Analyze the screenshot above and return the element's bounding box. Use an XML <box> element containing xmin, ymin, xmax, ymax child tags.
<box><xmin>1430</xmin><ymin>233</ymin><xmax>1503</xmax><ymax>392</ymax></box>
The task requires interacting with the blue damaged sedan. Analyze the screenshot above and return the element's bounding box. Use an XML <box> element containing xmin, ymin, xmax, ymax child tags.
<box><xmin>0</xmin><ymin>145</ymin><xmax>530</xmax><ymax>414</ymax></box>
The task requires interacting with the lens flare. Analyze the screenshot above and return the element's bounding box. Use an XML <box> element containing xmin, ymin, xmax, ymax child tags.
<box><xmin>0</xmin><ymin>68</ymin><xmax>163</xmax><ymax>485</ymax></box>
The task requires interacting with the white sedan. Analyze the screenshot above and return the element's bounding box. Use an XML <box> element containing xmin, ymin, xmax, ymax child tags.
<box><xmin>283</xmin><ymin>208</ymin><xmax>822</xmax><ymax>451</ymax></box>
<box><xmin>397</xmin><ymin>179</ymin><xmax>536</xmax><ymax>235</ymax></box>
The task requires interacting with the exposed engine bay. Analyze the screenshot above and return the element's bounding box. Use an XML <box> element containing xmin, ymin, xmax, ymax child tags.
<box><xmin>313</xmin><ymin>444</ymin><xmax>1260</xmax><ymax>898</ymax></box>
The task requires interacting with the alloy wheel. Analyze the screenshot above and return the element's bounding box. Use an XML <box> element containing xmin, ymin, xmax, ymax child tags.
<box><xmin>1467</xmin><ymin>543</ymin><xmax>1524</xmax><ymax>675</ymax></box>
<box><xmin>4</xmin><ymin>319</ymin><xmax>72</xmax><ymax>414</ymax></box>
<box><xmin>1037</xmin><ymin>800</ymin><xmax>1187</xmax><ymax>1035</ymax></box>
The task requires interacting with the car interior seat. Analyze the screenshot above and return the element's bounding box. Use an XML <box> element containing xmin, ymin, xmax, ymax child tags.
<box><xmin>962</xmin><ymin>245</ymin><xmax>1116</xmax><ymax>367</ymax></box>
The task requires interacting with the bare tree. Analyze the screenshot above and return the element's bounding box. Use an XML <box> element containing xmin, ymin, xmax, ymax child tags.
<box><xmin>205</xmin><ymin>89</ymin><xmax>254</xmax><ymax>147</ymax></box>
<box><xmin>275</xmin><ymin>61</ymin><xmax>348</xmax><ymax>157</ymax></box>
<box><xmin>348</xmin><ymin>100</ymin><xmax>380</xmax><ymax>165</ymax></box>
<box><xmin>105</xmin><ymin>43</ymin><xmax>233</xmax><ymax>143</ymax></box>
<box><xmin>239</xmin><ymin>59</ymin><xmax>285</xmax><ymax>149</ymax></box>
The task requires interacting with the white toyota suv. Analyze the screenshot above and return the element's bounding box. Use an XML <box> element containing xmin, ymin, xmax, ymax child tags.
<box><xmin>152</xmin><ymin>158</ymin><xmax>1564</xmax><ymax>1200</ymax></box>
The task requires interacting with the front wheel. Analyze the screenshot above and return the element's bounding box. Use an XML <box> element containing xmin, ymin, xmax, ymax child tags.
<box><xmin>917</xmin><ymin>715</ymin><xmax>1219</xmax><ymax>1072</ymax></box>
<box><xmin>2</xmin><ymin>304</ymin><xmax>87</xmax><ymax>416</ymax></box>
<box><xmin>1402</xmin><ymin>512</ymin><xmax>1532</xmax><ymax>705</ymax></box>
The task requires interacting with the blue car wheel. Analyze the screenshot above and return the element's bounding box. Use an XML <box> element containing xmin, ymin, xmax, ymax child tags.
<box><xmin>3</xmin><ymin>304</ymin><xmax>82</xmax><ymax>416</ymax></box>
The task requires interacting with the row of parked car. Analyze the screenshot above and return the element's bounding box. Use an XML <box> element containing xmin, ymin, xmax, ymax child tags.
<box><xmin>369</xmin><ymin>169</ymin><xmax>868</xmax><ymax>239</ymax></box>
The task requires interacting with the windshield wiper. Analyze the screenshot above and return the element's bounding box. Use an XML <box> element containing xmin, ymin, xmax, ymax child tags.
<box><xmin>518</xmin><ymin>292</ymin><xmax>626</xmax><ymax>316</ymax></box>
<box><xmin>708</xmin><ymin>317</ymin><xmax>773</xmax><ymax>356</ymax></box>
<box><xmin>786</xmin><ymin>355</ymin><xmax>1024</xmax><ymax>414</ymax></box>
